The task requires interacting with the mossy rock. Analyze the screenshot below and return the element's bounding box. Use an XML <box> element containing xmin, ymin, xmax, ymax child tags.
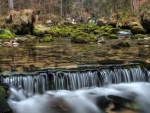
<box><xmin>137</xmin><ymin>40</ymin><xmax>147</xmax><ymax>45</ymax></box>
<box><xmin>101</xmin><ymin>32</ymin><xmax>110</xmax><ymax>36</ymax></box>
<box><xmin>130</xmin><ymin>22</ymin><xmax>145</xmax><ymax>34</ymax></box>
<box><xmin>33</xmin><ymin>24</ymin><xmax>50</xmax><ymax>36</ymax></box>
<box><xmin>94</xmin><ymin>25</ymin><xmax>119</xmax><ymax>35</ymax></box>
<box><xmin>0</xmin><ymin>86</ymin><xmax>5</xmax><ymax>97</ymax></box>
<box><xmin>116</xmin><ymin>10</ymin><xmax>140</xmax><ymax>28</ymax></box>
<box><xmin>0</xmin><ymin>29</ymin><xmax>14</xmax><ymax>39</ymax></box>
<box><xmin>47</xmin><ymin>27</ymin><xmax>60</xmax><ymax>37</ymax></box>
<box><xmin>71</xmin><ymin>32</ymin><xmax>98</xmax><ymax>43</ymax></box>
<box><xmin>108</xmin><ymin>34</ymin><xmax>118</xmax><ymax>39</ymax></box>
<box><xmin>26</xmin><ymin>34</ymin><xmax>32</xmax><ymax>38</ymax></box>
<box><xmin>57</xmin><ymin>26</ymin><xmax>72</xmax><ymax>37</ymax></box>
<box><xmin>0</xmin><ymin>86</ymin><xmax>11</xmax><ymax>113</ymax></box>
<box><xmin>39</xmin><ymin>35</ymin><xmax>52</xmax><ymax>43</ymax></box>
<box><xmin>131</xmin><ymin>34</ymin><xmax>147</xmax><ymax>39</ymax></box>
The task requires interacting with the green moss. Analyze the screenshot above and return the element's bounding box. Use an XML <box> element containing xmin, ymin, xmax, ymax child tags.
<box><xmin>47</xmin><ymin>27</ymin><xmax>60</xmax><ymax>36</ymax></box>
<box><xmin>108</xmin><ymin>34</ymin><xmax>117</xmax><ymax>39</ymax></box>
<box><xmin>0</xmin><ymin>29</ymin><xmax>14</xmax><ymax>39</ymax></box>
<box><xmin>33</xmin><ymin>29</ymin><xmax>43</xmax><ymax>36</ymax></box>
<box><xmin>26</xmin><ymin>34</ymin><xmax>32</xmax><ymax>38</ymax></box>
<box><xmin>0</xmin><ymin>86</ymin><xmax>11</xmax><ymax>113</ymax></box>
<box><xmin>16</xmin><ymin>38</ymin><xmax>25</xmax><ymax>43</ymax></box>
<box><xmin>137</xmin><ymin>40</ymin><xmax>145</xmax><ymax>45</ymax></box>
<box><xmin>71</xmin><ymin>32</ymin><xmax>97</xmax><ymax>43</ymax></box>
<box><xmin>33</xmin><ymin>24</ymin><xmax>50</xmax><ymax>36</ymax></box>
<box><xmin>130</xmin><ymin>22</ymin><xmax>145</xmax><ymax>34</ymax></box>
<box><xmin>0</xmin><ymin>86</ymin><xmax>5</xmax><ymax>97</ymax></box>
<box><xmin>39</xmin><ymin>36</ymin><xmax>52</xmax><ymax>43</ymax></box>
<box><xmin>101</xmin><ymin>32</ymin><xmax>110</xmax><ymax>36</ymax></box>
<box><xmin>131</xmin><ymin>34</ymin><xmax>147</xmax><ymax>39</ymax></box>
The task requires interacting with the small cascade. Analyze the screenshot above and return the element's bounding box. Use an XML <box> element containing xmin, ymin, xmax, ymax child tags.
<box><xmin>1</xmin><ymin>72</ymin><xmax>49</xmax><ymax>97</ymax></box>
<box><xmin>1</xmin><ymin>63</ymin><xmax>149</xmax><ymax>96</ymax></box>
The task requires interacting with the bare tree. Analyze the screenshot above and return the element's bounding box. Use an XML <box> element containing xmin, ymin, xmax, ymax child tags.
<box><xmin>8</xmin><ymin>0</ymin><xmax>14</xmax><ymax>10</ymax></box>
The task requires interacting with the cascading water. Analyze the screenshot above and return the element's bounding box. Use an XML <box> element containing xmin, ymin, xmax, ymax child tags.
<box><xmin>1</xmin><ymin>64</ymin><xmax>148</xmax><ymax>94</ymax></box>
<box><xmin>1</xmin><ymin>63</ymin><xmax>150</xmax><ymax>113</ymax></box>
<box><xmin>7</xmin><ymin>82</ymin><xmax>150</xmax><ymax>113</ymax></box>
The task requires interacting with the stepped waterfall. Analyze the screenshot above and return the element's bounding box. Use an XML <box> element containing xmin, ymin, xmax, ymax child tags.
<box><xmin>1</xmin><ymin>63</ymin><xmax>150</xmax><ymax>113</ymax></box>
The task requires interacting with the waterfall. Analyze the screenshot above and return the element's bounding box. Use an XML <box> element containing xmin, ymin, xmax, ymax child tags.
<box><xmin>1</xmin><ymin>64</ymin><xmax>150</xmax><ymax>113</ymax></box>
<box><xmin>1</xmin><ymin>64</ymin><xmax>149</xmax><ymax>96</ymax></box>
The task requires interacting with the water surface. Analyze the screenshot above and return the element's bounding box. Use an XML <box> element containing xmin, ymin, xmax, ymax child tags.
<box><xmin>0</xmin><ymin>37</ymin><xmax>149</xmax><ymax>71</ymax></box>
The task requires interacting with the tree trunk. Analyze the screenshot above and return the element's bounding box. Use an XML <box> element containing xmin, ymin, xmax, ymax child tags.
<box><xmin>60</xmin><ymin>0</ymin><xmax>62</xmax><ymax>19</ymax></box>
<box><xmin>8</xmin><ymin>0</ymin><xmax>14</xmax><ymax>10</ymax></box>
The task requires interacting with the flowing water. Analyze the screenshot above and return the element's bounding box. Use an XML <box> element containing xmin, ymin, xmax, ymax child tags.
<box><xmin>1</xmin><ymin>64</ymin><xmax>150</xmax><ymax>113</ymax></box>
<box><xmin>7</xmin><ymin>82</ymin><xmax>150</xmax><ymax>113</ymax></box>
<box><xmin>0</xmin><ymin>35</ymin><xmax>150</xmax><ymax>113</ymax></box>
<box><xmin>2</xmin><ymin>64</ymin><xmax>149</xmax><ymax>96</ymax></box>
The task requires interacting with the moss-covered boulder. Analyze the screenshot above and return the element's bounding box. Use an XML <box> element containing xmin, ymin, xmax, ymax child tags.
<box><xmin>0</xmin><ymin>85</ymin><xmax>11</xmax><ymax>113</ymax></box>
<box><xmin>47</xmin><ymin>27</ymin><xmax>60</xmax><ymax>37</ymax></box>
<box><xmin>108</xmin><ymin>34</ymin><xmax>118</xmax><ymax>39</ymax></box>
<box><xmin>71</xmin><ymin>32</ymin><xmax>98</xmax><ymax>43</ymax></box>
<box><xmin>0</xmin><ymin>29</ymin><xmax>14</xmax><ymax>39</ymax></box>
<box><xmin>108</xmin><ymin>12</ymin><xmax>121</xmax><ymax>27</ymax></box>
<box><xmin>139</xmin><ymin>4</ymin><xmax>150</xmax><ymax>32</ymax></box>
<box><xmin>39</xmin><ymin>35</ymin><xmax>52</xmax><ymax>43</ymax></box>
<box><xmin>130</xmin><ymin>22</ymin><xmax>145</xmax><ymax>34</ymax></box>
<box><xmin>56</xmin><ymin>26</ymin><xmax>72</xmax><ymax>37</ymax></box>
<box><xmin>3</xmin><ymin>9</ymin><xmax>40</xmax><ymax>35</ymax></box>
<box><xmin>109</xmin><ymin>10</ymin><xmax>141</xmax><ymax>29</ymax></box>
<box><xmin>131</xmin><ymin>34</ymin><xmax>147</xmax><ymax>39</ymax></box>
<box><xmin>94</xmin><ymin>25</ymin><xmax>119</xmax><ymax>36</ymax></box>
<box><xmin>33</xmin><ymin>24</ymin><xmax>50</xmax><ymax>36</ymax></box>
<box><xmin>117</xmin><ymin>10</ymin><xmax>140</xmax><ymax>28</ymax></box>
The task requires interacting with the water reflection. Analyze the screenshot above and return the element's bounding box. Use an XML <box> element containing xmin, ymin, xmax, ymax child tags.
<box><xmin>0</xmin><ymin>37</ymin><xmax>149</xmax><ymax>71</ymax></box>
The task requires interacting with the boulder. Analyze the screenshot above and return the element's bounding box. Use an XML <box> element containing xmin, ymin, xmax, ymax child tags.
<box><xmin>0</xmin><ymin>29</ymin><xmax>14</xmax><ymax>39</ymax></box>
<box><xmin>109</xmin><ymin>10</ymin><xmax>140</xmax><ymax>29</ymax></box>
<box><xmin>33</xmin><ymin>24</ymin><xmax>50</xmax><ymax>36</ymax></box>
<box><xmin>0</xmin><ymin>85</ymin><xmax>12</xmax><ymax>113</ymax></box>
<box><xmin>130</xmin><ymin>22</ymin><xmax>145</xmax><ymax>34</ymax></box>
<box><xmin>117</xmin><ymin>10</ymin><xmax>140</xmax><ymax>28</ymax></box>
<box><xmin>97</xmin><ymin>18</ymin><xmax>108</xmax><ymax>26</ymax></box>
<box><xmin>140</xmin><ymin>7</ymin><xmax>150</xmax><ymax>33</ymax></box>
<box><xmin>71</xmin><ymin>32</ymin><xmax>97</xmax><ymax>43</ymax></box>
<box><xmin>108</xmin><ymin>12</ymin><xmax>120</xmax><ymax>27</ymax></box>
<box><xmin>0</xmin><ymin>9</ymin><xmax>40</xmax><ymax>35</ymax></box>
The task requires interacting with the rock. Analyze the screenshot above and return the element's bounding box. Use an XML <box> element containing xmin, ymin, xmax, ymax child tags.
<box><xmin>0</xmin><ymin>9</ymin><xmax>40</xmax><ymax>35</ymax></box>
<box><xmin>71</xmin><ymin>32</ymin><xmax>98</xmax><ymax>43</ymax></box>
<box><xmin>0</xmin><ymin>85</ymin><xmax>12</xmax><ymax>113</ymax></box>
<box><xmin>33</xmin><ymin>24</ymin><xmax>50</xmax><ymax>36</ymax></box>
<box><xmin>130</xmin><ymin>22</ymin><xmax>145</xmax><ymax>34</ymax></box>
<box><xmin>97</xmin><ymin>18</ymin><xmax>108</xmax><ymax>26</ymax></box>
<box><xmin>111</xmin><ymin>41</ymin><xmax>130</xmax><ymax>49</ymax></box>
<box><xmin>0</xmin><ymin>29</ymin><xmax>14</xmax><ymax>39</ymax></box>
<box><xmin>108</xmin><ymin>12</ymin><xmax>121</xmax><ymax>27</ymax></box>
<box><xmin>109</xmin><ymin>10</ymin><xmax>140</xmax><ymax>29</ymax></box>
<box><xmin>39</xmin><ymin>35</ymin><xmax>52</xmax><ymax>43</ymax></box>
<box><xmin>117</xmin><ymin>10</ymin><xmax>139</xmax><ymax>28</ymax></box>
<box><xmin>131</xmin><ymin>34</ymin><xmax>147</xmax><ymax>39</ymax></box>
